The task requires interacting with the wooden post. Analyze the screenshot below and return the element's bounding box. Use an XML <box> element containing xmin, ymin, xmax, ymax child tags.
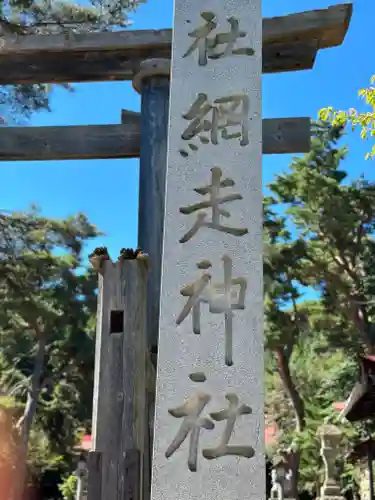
<box><xmin>89</xmin><ymin>251</ymin><xmax>148</xmax><ymax>500</ymax></box>
<box><xmin>133</xmin><ymin>58</ymin><xmax>170</xmax><ymax>353</ymax></box>
<box><xmin>133</xmin><ymin>60</ymin><xmax>170</xmax><ymax>500</ymax></box>
<box><xmin>87</xmin><ymin>451</ymin><xmax>102</xmax><ymax>500</ymax></box>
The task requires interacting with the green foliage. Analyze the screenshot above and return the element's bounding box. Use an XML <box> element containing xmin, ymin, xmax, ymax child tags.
<box><xmin>265</xmin><ymin>121</ymin><xmax>375</xmax><ymax>495</ymax></box>
<box><xmin>319</xmin><ymin>75</ymin><xmax>375</xmax><ymax>159</ymax></box>
<box><xmin>59</xmin><ymin>474</ymin><xmax>77</xmax><ymax>500</ymax></box>
<box><xmin>0</xmin><ymin>206</ymin><xmax>100</xmax><ymax>494</ymax></box>
<box><xmin>27</xmin><ymin>427</ymin><xmax>64</xmax><ymax>476</ymax></box>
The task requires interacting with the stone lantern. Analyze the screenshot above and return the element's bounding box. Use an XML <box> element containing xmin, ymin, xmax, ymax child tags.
<box><xmin>317</xmin><ymin>424</ymin><xmax>345</xmax><ymax>500</ymax></box>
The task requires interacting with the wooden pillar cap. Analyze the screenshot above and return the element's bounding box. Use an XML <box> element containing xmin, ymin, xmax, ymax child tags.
<box><xmin>132</xmin><ymin>58</ymin><xmax>170</xmax><ymax>94</ymax></box>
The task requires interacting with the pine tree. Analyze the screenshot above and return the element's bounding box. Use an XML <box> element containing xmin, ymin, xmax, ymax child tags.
<box><xmin>265</xmin><ymin>121</ymin><xmax>375</xmax><ymax>496</ymax></box>
<box><xmin>0</xmin><ymin>0</ymin><xmax>146</xmax><ymax>121</ymax></box>
<box><xmin>0</xmin><ymin>207</ymin><xmax>100</xmax><ymax>499</ymax></box>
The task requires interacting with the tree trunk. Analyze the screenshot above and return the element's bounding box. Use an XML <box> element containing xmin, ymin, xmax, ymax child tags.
<box><xmin>275</xmin><ymin>348</ymin><xmax>305</xmax><ymax>432</ymax></box>
<box><xmin>13</xmin><ymin>327</ymin><xmax>47</xmax><ymax>500</ymax></box>
<box><xmin>275</xmin><ymin>347</ymin><xmax>305</xmax><ymax>499</ymax></box>
<box><xmin>287</xmin><ymin>450</ymin><xmax>301</xmax><ymax>500</ymax></box>
<box><xmin>348</xmin><ymin>299</ymin><xmax>375</xmax><ymax>353</ymax></box>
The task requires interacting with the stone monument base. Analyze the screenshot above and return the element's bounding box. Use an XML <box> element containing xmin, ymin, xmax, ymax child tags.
<box><xmin>319</xmin><ymin>484</ymin><xmax>345</xmax><ymax>500</ymax></box>
<box><xmin>317</xmin><ymin>497</ymin><xmax>346</xmax><ymax>500</ymax></box>
<box><xmin>317</xmin><ymin>485</ymin><xmax>346</xmax><ymax>500</ymax></box>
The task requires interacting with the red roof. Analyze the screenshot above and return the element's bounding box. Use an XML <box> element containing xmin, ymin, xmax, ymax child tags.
<box><xmin>81</xmin><ymin>435</ymin><xmax>92</xmax><ymax>451</ymax></box>
<box><xmin>265</xmin><ymin>422</ymin><xmax>278</xmax><ymax>446</ymax></box>
<box><xmin>332</xmin><ymin>401</ymin><xmax>346</xmax><ymax>411</ymax></box>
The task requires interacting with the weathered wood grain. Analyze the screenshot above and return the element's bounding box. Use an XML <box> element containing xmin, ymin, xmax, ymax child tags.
<box><xmin>136</xmin><ymin>65</ymin><xmax>170</xmax><ymax>351</ymax></box>
<box><xmin>0</xmin><ymin>42</ymin><xmax>318</xmax><ymax>84</ymax></box>
<box><xmin>122</xmin><ymin>110</ymin><xmax>311</xmax><ymax>156</ymax></box>
<box><xmin>134</xmin><ymin>64</ymin><xmax>170</xmax><ymax>499</ymax></box>
<box><xmin>0</xmin><ymin>50</ymin><xmax>165</xmax><ymax>85</ymax></box>
<box><xmin>0</xmin><ymin>123</ymin><xmax>140</xmax><ymax>161</ymax></box>
<box><xmin>0</xmin><ymin>4</ymin><xmax>352</xmax><ymax>84</ymax></box>
<box><xmin>263</xmin><ymin>41</ymin><xmax>317</xmax><ymax>74</ymax></box>
<box><xmin>144</xmin><ymin>352</ymin><xmax>156</xmax><ymax>500</ymax></box>
<box><xmin>262</xmin><ymin>2</ymin><xmax>352</xmax><ymax>49</ymax></box>
<box><xmin>87</xmin><ymin>451</ymin><xmax>102</xmax><ymax>500</ymax></box>
<box><xmin>122</xmin><ymin>449</ymin><xmax>141</xmax><ymax>500</ymax></box>
<box><xmin>263</xmin><ymin>117</ymin><xmax>311</xmax><ymax>154</ymax></box>
<box><xmin>0</xmin><ymin>3</ymin><xmax>352</xmax><ymax>55</ymax></box>
<box><xmin>0</xmin><ymin>116</ymin><xmax>310</xmax><ymax>161</ymax></box>
<box><xmin>90</xmin><ymin>259</ymin><xmax>148</xmax><ymax>500</ymax></box>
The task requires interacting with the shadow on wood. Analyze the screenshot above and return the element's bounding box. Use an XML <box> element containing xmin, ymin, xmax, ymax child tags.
<box><xmin>89</xmin><ymin>257</ymin><xmax>147</xmax><ymax>500</ymax></box>
<box><xmin>0</xmin><ymin>116</ymin><xmax>310</xmax><ymax>161</ymax></box>
<box><xmin>0</xmin><ymin>4</ymin><xmax>352</xmax><ymax>84</ymax></box>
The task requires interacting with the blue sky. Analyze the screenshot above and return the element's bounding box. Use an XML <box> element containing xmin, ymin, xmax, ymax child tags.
<box><xmin>0</xmin><ymin>0</ymin><xmax>373</xmax><ymax>262</ymax></box>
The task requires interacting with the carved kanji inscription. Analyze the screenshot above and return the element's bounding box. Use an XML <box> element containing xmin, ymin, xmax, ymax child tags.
<box><xmin>165</xmin><ymin>392</ymin><xmax>214</xmax><ymax>472</ymax></box>
<box><xmin>203</xmin><ymin>393</ymin><xmax>254</xmax><ymax>460</ymax></box>
<box><xmin>183</xmin><ymin>12</ymin><xmax>254</xmax><ymax>66</ymax></box>
<box><xmin>179</xmin><ymin>93</ymin><xmax>250</xmax><ymax>156</ymax></box>
<box><xmin>176</xmin><ymin>255</ymin><xmax>247</xmax><ymax>366</ymax></box>
<box><xmin>166</xmin><ymin>388</ymin><xmax>254</xmax><ymax>471</ymax></box>
<box><xmin>179</xmin><ymin>167</ymin><xmax>248</xmax><ymax>243</ymax></box>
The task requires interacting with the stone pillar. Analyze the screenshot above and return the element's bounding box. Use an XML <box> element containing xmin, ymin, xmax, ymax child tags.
<box><xmin>149</xmin><ymin>1</ymin><xmax>263</xmax><ymax>500</ymax></box>
<box><xmin>133</xmin><ymin>58</ymin><xmax>170</xmax><ymax>352</ymax></box>
<box><xmin>317</xmin><ymin>424</ymin><xmax>345</xmax><ymax>500</ymax></box>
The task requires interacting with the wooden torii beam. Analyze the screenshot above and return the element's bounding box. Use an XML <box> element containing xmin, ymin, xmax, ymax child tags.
<box><xmin>0</xmin><ymin>3</ymin><xmax>352</xmax><ymax>84</ymax></box>
<box><xmin>0</xmin><ymin>3</ymin><xmax>352</xmax><ymax>161</ymax></box>
<box><xmin>0</xmin><ymin>114</ymin><xmax>311</xmax><ymax>161</ymax></box>
<box><xmin>0</xmin><ymin>3</ymin><xmax>353</xmax><ymax>161</ymax></box>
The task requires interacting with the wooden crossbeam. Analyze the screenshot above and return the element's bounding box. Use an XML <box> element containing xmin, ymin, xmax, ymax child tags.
<box><xmin>0</xmin><ymin>3</ymin><xmax>352</xmax><ymax>84</ymax></box>
<box><xmin>0</xmin><ymin>4</ymin><xmax>352</xmax><ymax>55</ymax></box>
<box><xmin>0</xmin><ymin>115</ymin><xmax>310</xmax><ymax>161</ymax></box>
<box><xmin>0</xmin><ymin>41</ymin><xmax>318</xmax><ymax>85</ymax></box>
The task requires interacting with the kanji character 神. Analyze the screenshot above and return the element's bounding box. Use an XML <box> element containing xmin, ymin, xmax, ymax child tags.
<box><xmin>176</xmin><ymin>255</ymin><xmax>247</xmax><ymax>366</ymax></box>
